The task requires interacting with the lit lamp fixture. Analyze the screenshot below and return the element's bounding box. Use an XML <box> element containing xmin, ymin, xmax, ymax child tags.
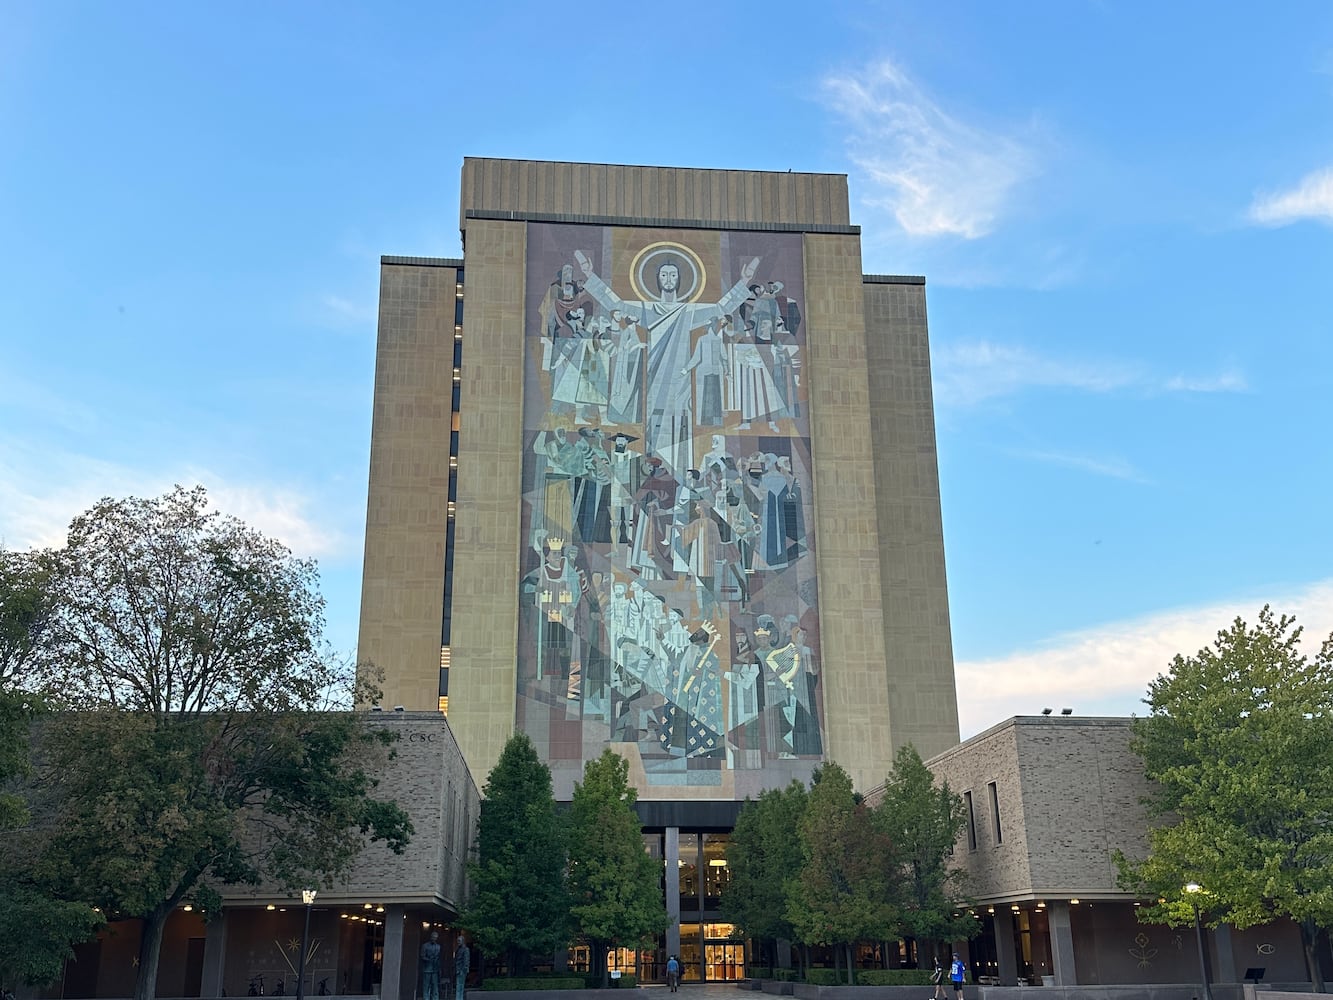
<box><xmin>1069</xmin><ymin>899</ymin><xmax>1080</xmax><ymax>905</ymax></box>
<box><xmin>708</xmin><ymin>859</ymin><xmax>728</xmax><ymax>867</ymax></box>
<box><xmin>296</xmin><ymin>890</ymin><xmax>317</xmax><ymax>1000</ymax></box>
<box><xmin>266</xmin><ymin>904</ymin><xmax>276</xmax><ymax>911</ymax></box>
<box><xmin>1184</xmin><ymin>883</ymin><xmax>1213</xmax><ymax>1000</ymax></box>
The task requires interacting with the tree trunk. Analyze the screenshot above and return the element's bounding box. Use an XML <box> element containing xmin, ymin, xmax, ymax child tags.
<box><xmin>134</xmin><ymin>905</ymin><xmax>170</xmax><ymax>1000</ymax></box>
<box><xmin>846</xmin><ymin>943</ymin><xmax>856</xmax><ymax>986</ymax></box>
<box><xmin>1300</xmin><ymin>920</ymin><xmax>1327</xmax><ymax>993</ymax></box>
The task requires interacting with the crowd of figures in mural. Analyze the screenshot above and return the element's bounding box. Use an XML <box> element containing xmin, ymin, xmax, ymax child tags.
<box><xmin>518</xmin><ymin>225</ymin><xmax>824</xmax><ymax>789</ymax></box>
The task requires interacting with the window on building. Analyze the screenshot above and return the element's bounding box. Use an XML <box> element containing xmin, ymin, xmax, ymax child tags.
<box><xmin>987</xmin><ymin>781</ymin><xmax>1003</xmax><ymax>845</ymax></box>
<box><xmin>964</xmin><ymin>791</ymin><xmax>977</xmax><ymax>851</ymax></box>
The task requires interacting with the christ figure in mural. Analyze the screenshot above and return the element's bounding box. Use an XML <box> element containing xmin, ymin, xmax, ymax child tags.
<box><xmin>573</xmin><ymin>248</ymin><xmax>759</xmax><ymax>477</ymax></box>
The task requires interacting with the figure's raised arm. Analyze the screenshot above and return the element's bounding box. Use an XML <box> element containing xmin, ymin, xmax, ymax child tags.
<box><xmin>577</xmin><ymin>251</ymin><xmax>635</xmax><ymax>317</ymax></box>
<box><xmin>713</xmin><ymin>256</ymin><xmax>763</xmax><ymax>317</ymax></box>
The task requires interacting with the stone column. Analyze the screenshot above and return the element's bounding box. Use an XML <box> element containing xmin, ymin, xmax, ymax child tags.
<box><xmin>992</xmin><ymin>910</ymin><xmax>1019</xmax><ymax>986</ymax></box>
<box><xmin>200</xmin><ymin>910</ymin><xmax>228</xmax><ymax>998</ymax></box>
<box><xmin>1046</xmin><ymin>902</ymin><xmax>1077</xmax><ymax>987</ymax></box>
<box><xmin>382</xmin><ymin>905</ymin><xmax>407</xmax><ymax>1000</ymax></box>
<box><xmin>665</xmin><ymin>827</ymin><xmax>681</xmax><ymax>962</ymax></box>
<box><xmin>1213</xmin><ymin>924</ymin><xmax>1235</xmax><ymax>982</ymax></box>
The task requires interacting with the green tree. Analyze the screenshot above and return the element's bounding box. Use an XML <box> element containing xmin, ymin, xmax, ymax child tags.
<box><xmin>873</xmin><ymin>744</ymin><xmax>975</xmax><ymax>965</ymax></box>
<box><xmin>465</xmin><ymin>732</ymin><xmax>570</xmax><ymax>974</ymax></box>
<box><xmin>0</xmin><ymin>548</ymin><xmax>55</xmax><ymax>690</ymax></box>
<box><xmin>566</xmin><ymin>749</ymin><xmax>666</xmax><ymax>987</ymax></box>
<box><xmin>11</xmin><ymin>486</ymin><xmax>413</xmax><ymax>1000</ymax></box>
<box><xmin>0</xmin><ymin>550</ymin><xmax>104</xmax><ymax>991</ymax></box>
<box><xmin>722</xmin><ymin>781</ymin><xmax>807</xmax><ymax>973</ymax></box>
<box><xmin>788</xmin><ymin>763</ymin><xmax>898</xmax><ymax>984</ymax></box>
<box><xmin>1118</xmin><ymin>607</ymin><xmax>1333</xmax><ymax>991</ymax></box>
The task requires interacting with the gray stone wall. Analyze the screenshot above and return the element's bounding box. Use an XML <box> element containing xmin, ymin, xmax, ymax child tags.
<box><xmin>220</xmin><ymin>712</ymin><xmax>478</xmax><ymax>911</ymax></box>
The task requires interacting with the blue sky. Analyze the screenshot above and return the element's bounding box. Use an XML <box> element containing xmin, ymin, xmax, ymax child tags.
<box><xmin>3</xmin><ymin>2</ymin><xmax>1331</xmax><ymax>737</ymax></box>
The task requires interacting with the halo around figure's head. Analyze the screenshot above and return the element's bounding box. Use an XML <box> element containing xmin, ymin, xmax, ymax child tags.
<box><xmin>630</xmin><ymin>241</ymin><xmax>706</xmax><ymax>303</ymax></box>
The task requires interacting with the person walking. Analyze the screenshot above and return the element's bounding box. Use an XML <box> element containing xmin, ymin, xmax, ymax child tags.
<box><xmin>931</xmin><ymin>958</ymin><xmax>946</xmax><ymax>1000</ymax></box>
<box><xmin>666</xmin><ymin>955</ymin><xmax>680</xmax><ymax>993</ymax></box>
<box><xmin>950</xmin><ymin>953</ymin><xmax>967</xmax><ymax>1000</ymax></box>
<box><xmin>453</xmin><ymin>936</ymin><xmax>470</xmax><ymax>1000</ymax></box>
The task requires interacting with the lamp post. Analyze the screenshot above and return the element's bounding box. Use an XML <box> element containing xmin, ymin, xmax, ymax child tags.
<box><xmin>296</xmin><ymin>890</ymin><xmax>317</xmax><ymax>1000</ymax></box>
<box><xmin>1184</xmin><ymin>883</ymin><xmax>1213</xmax><ymax>1000</ymax></box>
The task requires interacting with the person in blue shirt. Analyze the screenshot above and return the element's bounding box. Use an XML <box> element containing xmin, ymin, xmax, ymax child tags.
<box><xmin>950</xmin><ymin>954</ymin><xmax>966</xmax><ymax>999</ymax></box>
<box><xmin>666</xmin><ymin>955</ymin><xmax>681</xmax><ymax>993</ymax></box>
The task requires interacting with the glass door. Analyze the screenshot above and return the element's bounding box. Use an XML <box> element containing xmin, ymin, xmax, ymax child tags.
<box><xmin>704</xmin><ymin>943</ymin><xmax>745</xmax><ymax>981</ymax></box>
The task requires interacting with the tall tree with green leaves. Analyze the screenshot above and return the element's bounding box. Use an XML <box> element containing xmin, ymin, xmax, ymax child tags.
<box><xmin>873</xmin><ymin>744</ymin><xmax>974</xmax><ymax>965</ymax></box>
<box><xmin>1118</xmin><ymin>607</ymin><xmax>1333</xmax><ymax>991</ymax></box>
<box><xmin>566</xmin><ymin>749</ymin><xmax>666</xmax><ymax>987</ymax></box>
<box><xmin>0</xmin><ymin>548</ymin><xmax>55</xmax><ymax>691</ymax></box>
<box><xmin>465</xmin><ymin>732</ymin><xmax>571</xmax><ymax>974</ymax></box>
<box><xmin>0</xmin><ymin>549</ymin><xmax>103</xmax><ymax>992</ymax></box>
<box><xmin>788</xmin><ymin>763</ymin><xmax>898</xmax><ymax>984</ymax></box>
<box><xmin>722</xmin><ymin>781</ymin><xmax>807</xmax><ymax>972</ymax></box>
<box><xmin>11</xmin><ymin>487</ymin><xmax>413</xmax><ymax>1000</ymax></box>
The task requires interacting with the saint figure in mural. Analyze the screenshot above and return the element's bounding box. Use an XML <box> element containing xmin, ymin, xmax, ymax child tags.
<box><xmin>573</xmin><ymin>248</ymin><xmax>759</xmax><ymax>476</ymax></box>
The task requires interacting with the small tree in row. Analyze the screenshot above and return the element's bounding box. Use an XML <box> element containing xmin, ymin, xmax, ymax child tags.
<box><xmin>724</xmin><ymin>747</ymin><xmax>974</xmax><ymax>981</ymax></box>
<box><xmin>465</xmin><ymin>740</ymin><xmax>666</xmax><ymax>985</ymax></box>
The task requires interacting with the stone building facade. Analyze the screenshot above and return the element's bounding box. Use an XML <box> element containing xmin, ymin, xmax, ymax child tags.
<box><xmin>916</xmin><ymin>716</ymin><xmax>1316</xmax><ymax>990</ymax></box>
<box><xmin>355</xmin><ymin>157</ymin><xmax>961</xmax><ymax>979</ymax></box>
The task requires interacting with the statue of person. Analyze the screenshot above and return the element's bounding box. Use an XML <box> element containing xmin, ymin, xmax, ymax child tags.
<box><xmin>420</xmin><ymin>931</ymin><xmax>442</xmax><ymax>1000</ymax></box>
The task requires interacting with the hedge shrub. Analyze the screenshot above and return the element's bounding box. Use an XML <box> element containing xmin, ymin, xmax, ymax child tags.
<box><xmin>481</xmin><ymin>976</ymin><xmax>586</xmax><ymax>991</ymax></box>
<box><xmin>803</xmin><ymin>968</ymin><xmax>934</xmax><ymax>986</ymax></box>
<box><xmin>856</xmin><ymin>970</ymin><xmax>933</xmax><ymax>986</ymax></box>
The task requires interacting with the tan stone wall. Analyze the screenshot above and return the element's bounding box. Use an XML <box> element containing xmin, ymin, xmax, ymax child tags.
<box><xmin>446</xmin><ymin>219</ymin><xmax>527</xmax><ymax>783</ymax></box>
<box><xmin>927</xmin><ymin>720</ymin><xmax>1033</xmax><ymax>901</ymax></box>
<box><xmin>358</xmin><ymin>261</ymin><xmax>458</xmax><ymax>712</ymax></box>
<box><xmin>802</xmin><ymin>234</ymin><xmax>894</xmax><ymax>793</ymax></box>
<box><xmin>220</xmin><ymin>713</ymin><xmax>478</xmax><ymax>911</ymax></box>
<box><xmin>926</xmin><ymin>717</ymin><xmax>1154</xmax><ymax>903</ymax></box>
<box><xmin>461</xmin><ymin>158</ymin><xmax>851</xmax><ymax>229</ymax></box>
<box><xmin>1012</xmin><ymin>719</ymin><xmax>1152</xmax><ymax>896</ymax></box>
<box><xmin>863</xmin><ymin>279</ymin><xmax>960</xmax><ymax>760</ymax></box>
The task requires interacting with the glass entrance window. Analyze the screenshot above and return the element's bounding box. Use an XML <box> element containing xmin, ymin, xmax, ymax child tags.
<box><xmin>678</xmin><ymin>834</ymin><xmax>700</xmax><ymax>910</ymax></box>
<box><xmin>705</xmin><ymin>943</ymin><xmax>744</xmax><ymax>981</ymax></box>
<box><xmin>702</xmin><ymin>834</ymin><xmax>730</xmax><ymax>907</ymax></box>
<box><xmin>679</xmin><ymin>923</ymin><xmax>703</xmax><ymax>983</ymax></box>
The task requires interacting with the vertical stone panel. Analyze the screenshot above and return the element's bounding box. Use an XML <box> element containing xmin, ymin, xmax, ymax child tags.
<box><xmin>357</xmin><ymin>262</ymin><xmax>457</xmax><ymax>711</ymax></box>
<box><xmin>448</xmin><ymin>219</ymin><xmax>528</xmax><ymax>782</ymax></box>
<box><xmin>802</xmin><ymin>233</ymin><xmax>895</xmax><ymax>792</ymax></box>
<box><xmin>864</xmin><ymin>279</ymin><xmax>961</xmax><ymax>758</ymax></box>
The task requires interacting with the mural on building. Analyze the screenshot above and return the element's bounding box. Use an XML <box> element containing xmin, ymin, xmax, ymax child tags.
<box><xmin>518</xmin><ymin>223</ymin><xmax>823</xmax><ymax>794</ymax></box>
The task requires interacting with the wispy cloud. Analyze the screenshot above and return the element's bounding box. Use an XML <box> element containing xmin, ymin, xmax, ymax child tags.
<box><xmin>821</xmin><ymin>59</ymin><xmax>1038</xmax><ymax>239</ymax></box>
<box><xmin>0</xmin><ymin>442</ymin><xmax>349</xmax><ymax>559</ymax></box>
<box><xmin>1163</xmin><ymin>372</ymin><xmax>1248</xmax><ymax>393</ymax></box>
<box><xmin>1011</xmin><ymin>449</ymin><xmax>1148</xmax><ymax>482</ymax></box>
<box><xmin>956</xmin><ymin>580</ymin><xmax>1333</xmax><ymax>738</ymax></box>
<box><xmin>933</xmin><ymin>341</ymin><xmax>1136</xmax><ymax>406</ymax></box>
<box><xmin>1247</xmin><ymin>167</ymin><xmax>1333</xmax><ymax>226</ymax></box>
<box><xmin>321</xmin><ymin>294</ymin><xmax>377</xmax><ymax>328</ymax></box>
<box><xmin>934</xmin><ymin>340</ymin><xmax>1248</xmax><ymax>407</ymax></box>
